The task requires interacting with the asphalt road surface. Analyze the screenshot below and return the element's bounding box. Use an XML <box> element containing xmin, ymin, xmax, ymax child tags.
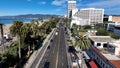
<box><xmin>38</xmin><ymin>22</ymin><xmax>68</xmax><ymax>68</ymax></box>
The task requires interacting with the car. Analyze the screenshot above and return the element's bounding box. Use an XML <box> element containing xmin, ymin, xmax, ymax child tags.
<box><xmin>55</xmin><ymin>32</ymin><xmax>58</xmax><ymax>35</ymax></box>
<box><xmin>50</xmin><ymin>39</ymin><xmax>53</xmax><ymax>42</ymax></box>
<box><xmin>47</xmin><ymin>45</ymin><xmax>50</xmax><ymax>49</ymax></box>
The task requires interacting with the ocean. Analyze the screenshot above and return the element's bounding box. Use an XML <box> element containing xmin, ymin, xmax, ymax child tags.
<box><xmin>0</xmin><ymin>18</ymin><xmax>37</xmax><ymax>24</ymax></box>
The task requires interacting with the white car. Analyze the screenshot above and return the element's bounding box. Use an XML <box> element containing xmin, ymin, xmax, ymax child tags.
<box><xmin>55</xmin><ymin>32</ymin><xmax>58</xmax><ymax>35</ymax></box>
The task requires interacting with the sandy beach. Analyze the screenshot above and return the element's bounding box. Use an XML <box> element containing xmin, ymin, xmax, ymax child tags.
<box><xmin>0</xmin><ymin>24</ymin><xmax>12</xmax><ymax>37</ymax></box>
<box><xmin>0</xmin><ymin>21</ymin><xmax>42</xmax><ymax>37</ymax></box>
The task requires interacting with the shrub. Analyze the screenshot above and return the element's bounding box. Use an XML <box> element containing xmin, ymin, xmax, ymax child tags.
<box><xmin>111</xmin><ymin>33</ymin><xmax>120</xmax><ymax>39</ymax></box>
<box><xmin>96</xmin><ymin>28</ymin><xmax>109</xmax><ymax>36</ymax></box>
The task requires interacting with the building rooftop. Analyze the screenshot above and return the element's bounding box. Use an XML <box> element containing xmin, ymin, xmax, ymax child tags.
<box><xmin>92</xmin><ymin>46</ymin><xmax>116</xmax><ymax>66</ymax></box>
<box><xmin>89</xmin><ymin>36</ymin><xmax>113</xmax><ymax>43</ymax></box>
<box><xmin>109</xmin><ymin>60</ymin><xmax>120</xmax><ymax>68</ymax></box>
<box><xmin>112</xmin><ymin>40</ymin><xmax>120</xmax><ymax>48</ymax></box>
<box><xmin>102</xmin><ymin>54</ymin><xmax>120</xmax><ymax>60</ymax></box>
<box><xmin>96</xmin><ymin>40</ymin><xmax>120</xmax><ymax>68</ymax></box>
<box><xmin>80</xmin><ymin>8</ymin><xmax>104</xmax><ymax>10</ymax></box>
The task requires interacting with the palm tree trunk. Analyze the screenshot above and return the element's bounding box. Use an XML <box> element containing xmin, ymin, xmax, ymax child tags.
<box><xmin>17</xmin><ymin>34</ymin><xmax>21</xmax><ymax>68</ymax></box>
<box><xmin>0</xmin><ymin>24</ymin><xmax>5</xmax><ymax>53</ymax></box>
<box><xmin>28</xmin><ymin>45</ymin><xmax>30</xmax><ymax>55</ymax></box>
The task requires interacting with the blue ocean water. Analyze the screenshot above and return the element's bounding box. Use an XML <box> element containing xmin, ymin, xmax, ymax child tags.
<box><xmin>0</xmin><ymin>18</ymin><xmax>33</xmax><ymax>24</ymax></box>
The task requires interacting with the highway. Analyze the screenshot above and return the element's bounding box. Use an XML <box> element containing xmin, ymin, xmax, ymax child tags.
<box><xmin>38</xmin><ymin>22</ymin><xmax>68</xmax><ymax>68</ymax></box>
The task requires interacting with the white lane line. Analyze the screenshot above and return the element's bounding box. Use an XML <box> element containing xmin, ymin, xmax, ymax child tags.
<box><xmin>62</xmin><ymin>56</ymin><xmax>63</xmax><ymax>60</ymax></box>
<box><xmin>62</xmin><ymin>62</ymin><xmax>64</xmax><ymax>66</ymax></box>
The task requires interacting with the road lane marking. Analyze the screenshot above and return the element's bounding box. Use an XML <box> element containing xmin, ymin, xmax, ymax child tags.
<box><xmin>62</xmin><ymin>56</ymin><xmax>63</xmax><ymax>60</ymax></box>
<box><xmin>55</xmin><ymin>26</ymin><xmax>61</xmax><ymax>68</ymax></box>
<box><xmin>55</xmin><ymin>39</ymin><xmax>60</xmax><ymax>68</ymax></box>
<box><xmin>62</xmin><ymin>62</ymin><xmax>64</xmax><ymax>66</ymax></box>
<box><xmin>53</xmin><ymin>36</ymin><xmax>58</xmax><ymax>54</ymax></box>
<box><xmin>56</xmin><ymin>52</ymin><xmax>59</xmax><ymax>68</ymax></box>
<box><xmin>52</xmin><ymin>43</ymin><xmax>56</xmax><ymax>54</ymax></box>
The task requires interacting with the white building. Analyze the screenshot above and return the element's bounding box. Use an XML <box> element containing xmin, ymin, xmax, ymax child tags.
<box><xmin>67</xmin><ymin>0</ymin><xmax>104</xmax><ymax>27</ymax></box>
<box><xmin>67</xmin><ymin>0</ymin><xmax>76</xmax><ymax>18</ymax></box>
<box><xmin>109</xmin><ymin>40</ymin><xmax>120</xmax><ymax>56</ymax></box>
<box><xmin>71</xmin><ymin>16</ymin><xmax>90</xmax><ymax>27</ymax></box>
<box><xmin>71</xmin><ymin>8</ymin><xmax>78</xmax><ymax>18</ymax></box>
<box><xmin>87</xmin><ymin>46</ymin><xmax>117</xmax><ymax>68</ymax></box>
<box><xmin>87</xmin><ymin>38</ymin><xmax>120</xmax><ymax>68</ymax></box>
<box><xmin>75</xmin><ymin>8</ymin><xmax>104</xmax><ymax>24</ymax></box>
<box><xmin>89</xmin><ymin>36</ymin><xmax>113</xmax><ymax>49</ymax></box>
<box><xmin>89</xmin><ymin>36</ymin><xmax>120</xmax><ymax>56</ymax></box>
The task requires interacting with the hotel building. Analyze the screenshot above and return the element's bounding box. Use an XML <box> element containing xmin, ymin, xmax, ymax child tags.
<box><xmin>67</xmin><ymin>0</ymin><xmax>76</xmax><ymax>18</ymax></box>
<box><xmin>75</xmin><ymin>8</ymin><xmax>104</xmax><ymax>24</ymax></box>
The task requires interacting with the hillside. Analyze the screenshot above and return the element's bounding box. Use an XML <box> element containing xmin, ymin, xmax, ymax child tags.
<box><xmin>0</xmin><ymin>14</ymin><xmax>59</xmax><ymax>19</ymax></box>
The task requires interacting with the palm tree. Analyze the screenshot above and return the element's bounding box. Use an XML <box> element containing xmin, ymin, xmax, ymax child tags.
<box><xmin>64</xmin><ymin>18</ymin><xmax>71</xmax><ymax>27</ymax></box>
<box><xmin>71</xmin><ymin>24</ymin><xmax>79</xmax><ymax>36</ymax></box>
<box><xmin>10</xmin><ymin>20</ymin><xmax>23</xmax><ymax>67</ymax></box>
<box><xmin>39</xmin><ymin>17</ymin><xmax>43</xmax><ymax>22</ymax></box>
<box><xmin>0</xmin><ymin>23</ymin><xmax>4</xmax><ymax>38</ymax></box>
<box><xmin>75</xmin><ymin>35</ymin><xmax>90</xmax><ymax>50</ymax></box>
<box><xmin>30</xmin><ymin>19</ymin><xmax>40</xmax><ymax>50</ymax></box>
<box><xmin>0</xmin><ymin>23</ymin><xmax>4</xmax><ymax>52</ymax></box>
<box><xmin>30</xmin><ymin>19</ymin><xmax>39</xmax><ymax>38</ymax></box>
<box><xmin>21</xmin><ymin>23</ymin><xmax>32</xmax><ymax>55</ymax></box>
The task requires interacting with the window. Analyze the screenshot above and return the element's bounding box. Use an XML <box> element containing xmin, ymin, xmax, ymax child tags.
<box><xmin>97</xmin><ymin>43</ymin><xmax>101</xmax><ymax>46</ymax></box>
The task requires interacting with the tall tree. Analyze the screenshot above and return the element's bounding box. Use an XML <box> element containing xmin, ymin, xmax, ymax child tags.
<box><xmin>75</xmin><ymin>35</ymin><xmax>90</xmax><ymax>50</ymax></box>
<box><xmin>71</xmin><ymin>24</ymin><xmax>79</xmax><ymax>36</ymax></box>
<box><xmin>0</xmin><ymin>23</ymin><xmax>4</xmax><ymax>52</ymax></box>
<box><xmin>31</xmin><ymin>19</ymin><xmax>39</xmax><ymax>38</ymax></box>
<box><xmin>30</xmin><ymin>19</ymin><xmax>40</xmax><ymax>50</ymax></box>
<box><xmin>64</xmin><ymin>18</ymin><xmax>71</xmax><ymax>27</ymax></box>
<box><xmin>21</xmin><ymin>23</ymin><xmax>32</xmax><ymax>55</ymax></box>
<box><xmin>0</xmin><ymin>23</ymin><xmax>4</xmax><ymax>38</ymax></box>
<box><xmin>10</xmin><ymin>21</ymin><xmax>23</xmax><ymax>67</ymax></box>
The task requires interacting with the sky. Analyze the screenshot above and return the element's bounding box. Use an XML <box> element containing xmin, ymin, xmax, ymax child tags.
<box><xmin>0</xmin><ymin>0</ymin><xmax>120</xmax><ymax>16</ymax></box>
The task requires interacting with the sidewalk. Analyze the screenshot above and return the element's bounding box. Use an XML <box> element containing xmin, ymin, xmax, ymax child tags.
<box><xmin>67</xmin><ymin>28</ymin><xmax>88</xmax><ymax>68</ymax></box>
<box><xmin>24</xmin><ymin>28</ymin><xmax>56</xmax><ymax>68</ymax></box>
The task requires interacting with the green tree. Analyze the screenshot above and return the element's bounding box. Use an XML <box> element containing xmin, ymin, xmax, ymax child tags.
<box><xmin>0</xmin><ymin>23</ymin><xmax>4</xmax><ymax>52</ymax></box>
<box><xmin>64</xmin><ymin>18</ymin><xmax>71</xmax><ymax>27</ymax></box>
<box><xmin>21</xmin><ymin>23</ymin><xmax>32</xmax><ymax>54</ymax></box>
<box><xmin>75</xmin><ymin>35</ymin><xmax>90</xmax><ymax>50</ymax></box>
<box><xmin>83</xmin><ymin>25</ymin><xmax>91</xmax><ymax>29</ymax></box>
<box><xmin>38</xmin><ymin>17</ymin><xmax>43</xmax><ymax>22</ymax></box>
<box><xmin>0</xmin><ymin>23</ymin><xmax>4</xmax><ymax>38</ymax></box>
<box><xmin>2</xmin><ymin>41</ymin><xmax>18</xmax><ymax>67</ymax></box>
<box><xmin>31</xmin><ymin>19</ymin><xmax>40</xmax><ymax>38</ymax></box>
<box><xmin>30</xmin><ymin>19</ymin><xmax>41</xmax><ymax>50</ymax></box>
<box><xmin>71</xmin><ymin>24</ymin><xmax>79</xmax><ymax>36</ymax></box>
<box><xmin>10</xmin><ymin>20</ymin><xmax>23</xmax><ymax>67</ymax></box>
<box><xmin>111</xmin><ymin>33</ymin><xmax>120</xmax><ymax>39</ymax></box>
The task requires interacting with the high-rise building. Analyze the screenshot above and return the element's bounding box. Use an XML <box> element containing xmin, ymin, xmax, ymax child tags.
<box><xmin>75</xmin><ymin>8</ymin><xmax>104</xmax><ymax>24</ymax></box>
<box><xmin>67</xmin><ymin>0</ymin><xmax>76</xmax><ymax>18</ymax></box>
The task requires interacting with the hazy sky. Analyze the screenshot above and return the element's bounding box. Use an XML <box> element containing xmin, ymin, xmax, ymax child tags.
<box><xmin>0</xmin><ymin>0</ymin><xmax>120</xmax><ymax>16</ymax></box>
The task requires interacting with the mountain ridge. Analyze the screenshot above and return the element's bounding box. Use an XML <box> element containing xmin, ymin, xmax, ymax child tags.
<box><xmin>0</xmin><ymin>14</ymin><xmax>59</xmax><ymax>19</ymax></box>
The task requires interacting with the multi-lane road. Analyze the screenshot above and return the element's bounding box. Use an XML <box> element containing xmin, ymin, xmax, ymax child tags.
<box><xmin>38</xmin><ymin>22</ymin><xmax>68</xmax><ymax>68</ymax></box>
